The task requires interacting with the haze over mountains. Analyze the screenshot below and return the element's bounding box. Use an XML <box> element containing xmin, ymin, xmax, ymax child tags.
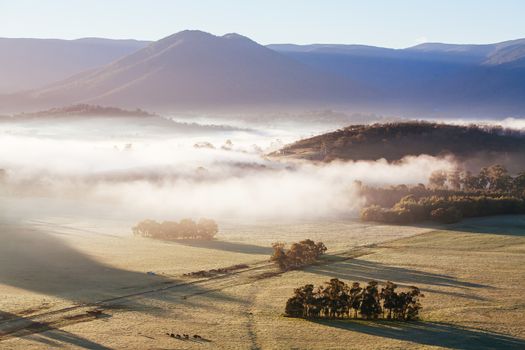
<box><xmin>0</xmin><ymin>37</ymin><xmax>149</xmax><ymax>93</ymax></box>
<box><xmin>270</xmin><ymin>39</ymin><xmax>525</xmax><ymax>117</ymax></box>
<box><xmin>2</xmin><ymin>30</ymin><xmax>525</xmax><ymax>117</ymax></box>
<box><xmin>15</xmin><ymin>30</ymin><xmax>363</xmax><ymax>112</ymax></box>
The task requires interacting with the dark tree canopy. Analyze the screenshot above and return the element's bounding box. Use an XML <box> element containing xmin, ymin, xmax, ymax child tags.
<box><xmin>285</xmin><ymin>279</ymin><xmax>424</xmax><ymax>321</ymax></box>
<box><xmin>270</xmin><ymin>240</ymin><xmax>327</xmax><ymax>271</ymax></box>
<box><xmin>360</xmin><ymin>165</ymin><xmax>525</xmax><ymax>225</ymax></box>
<box><xmin>275</xmin><ymin>122</ymin><xmax>525</xmax><ymax>163</ymax></box>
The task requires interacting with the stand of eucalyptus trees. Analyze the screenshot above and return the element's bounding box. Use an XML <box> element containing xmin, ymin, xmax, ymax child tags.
<box><xmin>285</xmin><ymin>279</ymin><xmax>423</xmax><ymax>321</ymax></box>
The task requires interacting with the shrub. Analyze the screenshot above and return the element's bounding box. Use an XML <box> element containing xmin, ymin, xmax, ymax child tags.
<box><xmin>430</xmin><ymin>206</ymin><xmax>463</xmax><ymax>224</ymax></box>
<box><xmin>361</xmin><ymin>195</ymin><xmax>525</xmax><ymax>225</ymax></box>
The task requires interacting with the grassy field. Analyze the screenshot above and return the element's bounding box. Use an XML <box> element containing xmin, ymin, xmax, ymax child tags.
<box><xmin>0</xmin><ymin>215</ymin><xmax>524</xmax><ymax>349</ymax></box>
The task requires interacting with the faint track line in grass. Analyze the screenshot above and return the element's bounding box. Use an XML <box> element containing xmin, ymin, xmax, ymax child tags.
<box><xmin>0</xmin><ymin>235</ymin><xmax>412</xmax><ymax>341</ymax></box>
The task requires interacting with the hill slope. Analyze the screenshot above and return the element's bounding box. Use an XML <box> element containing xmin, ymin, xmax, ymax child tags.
<box><xmin>16</xmin><ymin>30</ymin><xmax>364</xmax><ymax>111</ymax></box>
<box><xmin>0</xmin><ymin>37</ymin><xmax>149</xmax><ymax>93</ymax></box>
<box><xmin>274</xmin><ymin>122</ymin><xmax>525</xmax><ymax>166</ymax></box>
<box><xmin>270</xmin><ymin>39</ymin><xmax>525</xmax><ymax>117</ymax></box>
<box><xmin>2</xmin><ymin>34</ymin><xmax>524</xmax><ymax>116</ymax></box>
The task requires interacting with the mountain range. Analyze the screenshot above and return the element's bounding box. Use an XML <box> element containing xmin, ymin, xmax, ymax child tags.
<box><xmin>0</xmin><ymin>37</ymin><xmax>148</xmax><ymax>93</ymax></box>
<box><xmin>2</xmin><ymin>30</ymin><xmax>525</xmax><ymax>117</ymax></box>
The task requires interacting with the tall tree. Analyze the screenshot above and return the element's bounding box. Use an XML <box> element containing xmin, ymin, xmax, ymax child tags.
<box><xmin>380</xmin><ymin>281</ymin><xmax>398</xmax><ymax>319</ymax></box>
<box><xmin>487</xmin><ymin>164</ymin><xmax>512</xmax><ymax>192</ymax></box>
<box><xmin>270</xmin><ymin>242</ymin><xmax>287</xmax><ymax>270</ymax></box>
<box><xmin>447</xmin><ymin>169</ymin><xmax>462</xmax><ymax>190</ymax></box>
<box><xmin>349</xmin><ymin>282</ymin><xmax>363</xmax><ymax>318</ymax></box>
<box><xmin>360</xmin><ymin>281</ymin><xmax>382</xmax><ymax>319</ymax></box>
<box><xmin>512</xmin><ymin>172</ymin><xmax>525</xmax><ymax>195</ymax></box>
<box><xmin>429</xmin><ymin>170</ymin><xmax>447</xmax><ymax>189</ymax></box>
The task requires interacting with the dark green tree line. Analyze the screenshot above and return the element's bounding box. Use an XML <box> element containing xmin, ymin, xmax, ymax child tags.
<box><xmin>285</xmin><ymin>279</ymin><xmax>423</xmax><ymax>321</ymax></box>
<box><xmin>361</xmin><ymin>164</ymin><xmax>525</xmax><ymax>225</ymax></box>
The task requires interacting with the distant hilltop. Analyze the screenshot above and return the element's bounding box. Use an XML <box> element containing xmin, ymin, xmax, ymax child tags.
<box><xmin>273</xmin><ymin>121</ymin><xmax>525</xmax><ymax>170</ymax></box>
<box><xmin>1</xmin><ymin>30</ymin><xmax>525</xmax><ymax>117</ymax></box>
<box><xmin>9</xmin><ymin>104</ymin><xmax>156</xmax><ymax>119</ymax></box>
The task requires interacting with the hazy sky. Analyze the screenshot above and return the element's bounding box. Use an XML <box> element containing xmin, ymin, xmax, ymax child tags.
<box><xmin>1</xmin><ymin>0</ymin><xmax>525</xmax><ymax>48</ymax></box>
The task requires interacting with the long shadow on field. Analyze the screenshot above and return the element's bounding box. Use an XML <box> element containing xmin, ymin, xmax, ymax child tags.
<box><xmin>0</xmin><ymin>310</ymin><xmax>112</xmax><ymax>349</ymax></box>
<box><xmin>445</xmin><ymin>215</ymin><xmax>525</xmax><ymax>236</ymax></box>
<box><xmin>312</xmin><ymin>319</ymin><xmax>525</xmax><ymax>350</ymax></box>
<box><xmin>308</xmin><ymin>259</ymin><xmax>487</xmax><ymax>289</ymax></box>
<box><xmin>415</xmin><ymin>215</ymin><xmax>525</xmax><ymax>236</ymax></box>
<box><xmin>174</xmin><ymin>239</ymin><xmax>273</xmax><ymax>255</ymax></box>
<box><xmin>0</xmin><ymin>224</ymin><xmax>240</xmax><ymax>317</ymax></box>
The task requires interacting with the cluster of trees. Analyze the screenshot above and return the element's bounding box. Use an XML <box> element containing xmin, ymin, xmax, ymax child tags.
<box><xmin>270</xmin><ymin>240</ymin><xmax>327</xmax><ymax>270</ymax></box>
<box><xmin>285</xmin><ymin>279</ymin><xmax>423</xmax><ymax>321</ymax></box>
<box><xmin>361</xmin><ymin>195</ymin><xmax>525</xmax><ymax>224</ymax></box>
<box><xmin>132</xmin><ymin>218</ymin><xmax>218</xmax><ymax>240</ymax></box>
<box><xmin>361</xmin><ymin>165</ymin><xmax>525</xmax><ymax>208</ymax></box>
<box><xmin>428</xmin><ymin>165</ymin><xmax>525</xmax><ymax>195</ymax></box>
<box><xmin>360</xmin><ymin>165</ymin><xmax>525</xmax><ymax>225</ymax></box>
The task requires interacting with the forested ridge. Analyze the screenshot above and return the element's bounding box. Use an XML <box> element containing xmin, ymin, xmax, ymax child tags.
<box><xmin>275</xmin><ymin>122</ymin><xmax>525</xmax><ymax>162</ymax></box>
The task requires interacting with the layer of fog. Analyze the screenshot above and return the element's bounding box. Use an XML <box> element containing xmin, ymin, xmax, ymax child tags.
<box><xmin>0</xmin><ymin>117</ymin><xmax>459</xmax><ymax>222</ymax></box>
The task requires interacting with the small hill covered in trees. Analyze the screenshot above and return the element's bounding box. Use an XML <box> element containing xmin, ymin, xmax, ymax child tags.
<box><xmin>274</xmin><ymin>122</ymin><xmax>525</xmax><ymax>163</ymax></box>
<box><xmin>5</xmin><ymin>104</ymin><xmax>156</xmax><ymax>119</ymax></box>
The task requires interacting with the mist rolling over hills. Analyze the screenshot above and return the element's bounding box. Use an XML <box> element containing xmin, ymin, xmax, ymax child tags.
<box><xmin>2</xmin><ymin>1</ymin><xmax>525</xmax><ymax>347</ymax></box>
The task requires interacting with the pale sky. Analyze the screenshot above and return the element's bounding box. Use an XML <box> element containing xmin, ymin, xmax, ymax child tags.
<box><xmin>1</xmin><ymin>0</ymin><xmax>524</xmax><ymax>48</ymax></box>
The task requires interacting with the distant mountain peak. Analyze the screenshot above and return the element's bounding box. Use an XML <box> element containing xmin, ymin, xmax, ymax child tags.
<box><xmin>155</xmin><ymin>29</ymin><xmax>214</xmax><ymax>43</ymax></box>
<box><xmin>154</xmin><ymin>30</ymin><xmax>258</xmax><ymax>48</ymax></box>
<box><xmin>16</xmin><ymin>29</ymin><xmax>362</xmax><ymax>112</ymax></box>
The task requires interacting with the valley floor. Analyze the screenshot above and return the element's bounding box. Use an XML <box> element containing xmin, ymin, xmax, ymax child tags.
<box><xmin>0</xmin><ymin>216</ymin><xmax>524</xmax><ymax>349</ymax></box>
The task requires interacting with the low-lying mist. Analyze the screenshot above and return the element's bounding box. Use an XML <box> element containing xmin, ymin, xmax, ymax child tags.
<box><xmin>0</xmin><ymin>117</ymin><xmax>459</xmax><ymax>222</ymax></box>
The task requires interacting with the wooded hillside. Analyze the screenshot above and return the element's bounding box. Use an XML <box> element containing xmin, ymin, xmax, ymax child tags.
<box><xmin>275</xmin><ymin>122</ymin><xmax>525</xmax><ymax>162</ymax></box>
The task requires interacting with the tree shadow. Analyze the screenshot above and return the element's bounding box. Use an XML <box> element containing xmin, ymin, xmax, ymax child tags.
<box><xmin>0</xmin><ymin>223</ymin><xmax>242</xmax><ymax>347</ymax></box>
<box><xmin>0</xmin><ymin>310</ymin><xmax>112</xmax><ymax>350</ymax></box>
<box><xmin>173</xmin><ymin>239</ymin><xmax>273</xmax><ymax>255</ymax></box>
<box><xmin>307</xmin><ymin>259</ymin><xmax>487</xmax><ymax>290</ymax></box>
<box><xmin>311</xmin><ymin>319</ymin><xmax>525</xmax><ymax>350</ymax></box>
<box><xmin>413</xmin><ymin>215</ymin><xmax>525</xmax><ymax>236</ymax></box>
<box><xmin>446</xmin><ymin>215</ymin><xmax>525</xmax><ymax>236</ymax></box>
<box><xmin>0</xmin><ymin>224</ymin><xmax>174</xmax><ymax>303</ymax></box>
